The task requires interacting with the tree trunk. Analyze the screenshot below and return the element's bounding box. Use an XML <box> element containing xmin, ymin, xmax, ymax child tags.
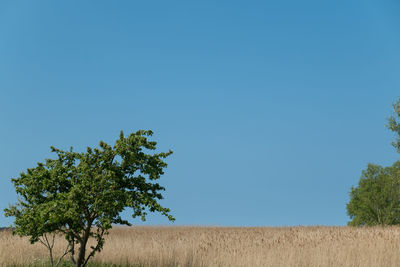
<box><xmin>76</xmin><ymin>241</ymin><xmax>86</xmax><ymax>267</ymax></box>
<box><xmin>75</xmin><ymin>229</ymin><xmax>90</xmax><ymax>267</ymax></box>
<box><xmin>70</xmin><ymin>237</ymin><xmax>76</xmax><ymax>265</ymax></box>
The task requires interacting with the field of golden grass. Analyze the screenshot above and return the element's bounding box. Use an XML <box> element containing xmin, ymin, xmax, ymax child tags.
<box><xmin>2</xmin><ymin>226</ymin><xmax>400</xmax><ymax>266</ymax></box>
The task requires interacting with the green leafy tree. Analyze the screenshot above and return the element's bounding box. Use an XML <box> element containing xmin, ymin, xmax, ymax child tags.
<box><xmin>4</xmin><ymin>130</ymin><xmax>174</xmax><ymax>267</ymax></box>
<box><xmin>347</xmin><ymin>162</ymin><xmax>400</xmax><ymax>226</ymax></box>
<box><xmin>347</xmin><ymin>98</ymin><xmax>400</xmax><ymax>226</ymax></box>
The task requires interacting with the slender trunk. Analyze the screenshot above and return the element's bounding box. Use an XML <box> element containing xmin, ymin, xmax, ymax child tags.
<box><xmin>49</xmin><ymin>247</ymin><xmax>54</xmax><ymax>266</ymax></box>
<box><xmin>75</xmin><ymin>242</ymin><xmax>86</xmax><ymax>267</ymax></box>
<box><xmin>70</xmin><ymin>237</ymin><xmax>76</xmax><ymax>265</ymax></box>
<box><xmin>41</xmin><ymin>233</ymin><xmax>55</xmax><ymax>266</ymax></box>
<box><xmin>75</xmin><ymin>228</ymin><xmax>90</xmax><ymax>267</ymax></box>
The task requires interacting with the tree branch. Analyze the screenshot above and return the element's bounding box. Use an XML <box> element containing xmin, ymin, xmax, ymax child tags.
<box><xmin>55</xmin><ymin>239</ymin><xmax>72</xmax><ymax>267</ymax></box>
<box><xmin>83</xmin><ymin>227</ymin><xmax>106</xmax><ymax>266</ymax></box>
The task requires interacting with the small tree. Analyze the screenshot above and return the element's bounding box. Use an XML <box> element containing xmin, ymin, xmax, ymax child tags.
<box><xmin>347</xmin><ymin>162</ymin><xmax>400</xmax><ymax>226</ymax></box>
<box><xmin>4</xmin><ymin>130</ymin><xmax>174</xmax><ymax>267</ymax></box>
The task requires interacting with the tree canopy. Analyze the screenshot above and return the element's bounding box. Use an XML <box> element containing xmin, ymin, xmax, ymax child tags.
<box><xmin>347</xmin><ymin>98</ymin><xmax>400</xmax><ymax>226</ymax></box>
<box><xmin>4</xmin><ymin>130</ymin><xmax>174</xmax><ymax>267</ymax></box>
<box><xmin>347</xmin><ymin>162</ymin><xmax>400</xmax><ymax>226</ymax></box>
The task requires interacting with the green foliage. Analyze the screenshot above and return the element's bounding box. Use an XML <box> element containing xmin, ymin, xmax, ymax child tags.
<box><xmin>347</xmin><ymin>162</ymin><xmax>400</xmax><ymax>226</ymax></box>
<box><xmin>4</xmin><ymin>130</ymin><xmax>174</xmax><ymax>267</ymax></box>
<box><xmin>388</xmin><ymin>99</ymin><xmax>400</xmax><ymax>152</ymax></box>
<box><xmin>347</xmin><ymin>98</ymin><xmax>400</xmax><ymax>226</ymax></box>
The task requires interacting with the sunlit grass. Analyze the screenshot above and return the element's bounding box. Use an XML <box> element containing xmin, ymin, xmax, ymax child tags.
<box><xmin>2</xmin><ymin>226</ymin><xmax>400</xmax><ymax>266</ymax></box>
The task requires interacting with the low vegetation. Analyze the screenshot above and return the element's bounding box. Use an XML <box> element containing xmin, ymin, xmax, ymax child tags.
<box><xmin>2</xmin><ymin>226</ymin><xmax>400</xmax><ymax>267</ymax></box>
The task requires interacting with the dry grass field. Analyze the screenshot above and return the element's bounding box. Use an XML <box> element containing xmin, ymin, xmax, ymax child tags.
<box><xmin>2</xmin><ymin>226</ymin><xmax>400</xmax><ymax>266</ymax></box>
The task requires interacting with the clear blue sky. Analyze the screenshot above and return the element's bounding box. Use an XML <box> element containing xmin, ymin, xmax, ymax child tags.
<box><xmin>1</xmin><ymin>0</ymin><xmax>400</xmax><ymax>227</ymax></box>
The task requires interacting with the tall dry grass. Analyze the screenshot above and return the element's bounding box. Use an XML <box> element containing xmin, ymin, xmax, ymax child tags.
<box><xmin>2</xmin><ymin>226</ymin><xmax>400</xmax><ymax>266</ymax></box>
